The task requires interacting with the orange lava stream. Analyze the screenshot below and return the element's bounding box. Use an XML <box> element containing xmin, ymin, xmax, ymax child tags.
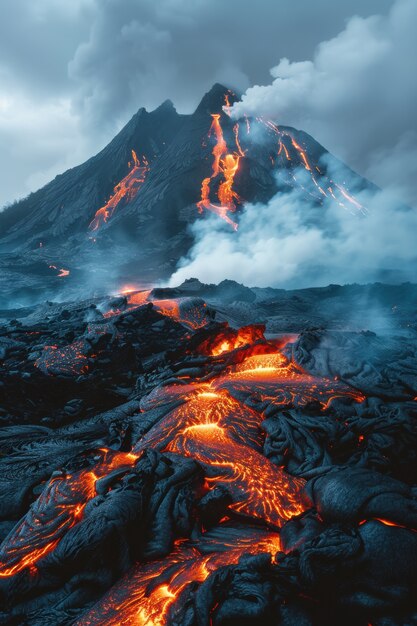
<box><xmin>134</xmin><ymin>358</ymin><xmax>310</xmax><ymax>529</ymax></box>
<box><xmin>0</xmin><ymin>450</ymin><xmax>139</xmax><ymax>577</ymax></box>
<box><xmin>104</xmin><ymin>290</ymin><xmax>210</xmax><ymax>330</ymax></box>
<box><xmin>76</xmin><ymin>531</ymin><xmax>282</xmax><ymax>626</ymax></box>
<box><xmin>135</xmin><ymin>388</ymin><xmax>265</xmax><ymax>454</ymax></box>
<box><xmin>167</xmin><ymin>422</ymin><xmax>307</xmax><ymax>527</ymax></box>
<box><xmin>197</xmin><ymin>114</ymin><xmax>241</xmax><ymax>230</ymax></box>
<box><xmin>214</xmin><ymin>353</ymin><xmax>365</xmax><ymax>409</ymax></box>
<box><xmin>1</xmin><ymin>321</ymin><xmax>365</xmax><ymax>625</ymax></box>
<box><xmin>233</xmin><ymin>123</ymin><xmax>246</xmax><ymax>157</ymax></box>
<box><xmin>260</xmin><ymin>118</ymin><xmax>366</xmax><ymax>214</ymax></box>
<box><xmin>89</xmin><ymin>149</ymin><xmax>149</xmax><ymax>231</ymax></box>
<box><xmin>0</xmin><ymin>472</ymin><xmax>96</xmax><ymax>577</ymax></box>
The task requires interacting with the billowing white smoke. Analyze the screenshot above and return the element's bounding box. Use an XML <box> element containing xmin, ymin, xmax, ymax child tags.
<box><xmin>171</xmin><ymin>0</ymin><xmax>417</xmax><ymax>289</ymax></box>
<box><xmin>170</xmin><ymin>166</ymin><xmax>417</xmax><ymax>288</ymax></box>
<box><xmin>230</xmin><ymin>0</ymin><xmax>417</xmax><ymax>208</ymax></box>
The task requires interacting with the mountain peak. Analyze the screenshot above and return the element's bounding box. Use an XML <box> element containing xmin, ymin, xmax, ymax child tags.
<box><xmin>152</xmin><ymin>99</ymin><xmax>176</xmax><ymax>114</ymax></box>
<box><xmin>194</xmin><ymin>83</ymin><xmax>240</xmax><ymax>115</ymax></box>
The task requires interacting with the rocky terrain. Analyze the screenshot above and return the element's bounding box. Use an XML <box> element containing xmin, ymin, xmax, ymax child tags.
<box><xmin>1</xmin><ymin>80</ymin><xmax>416</xmax><ymax>625</ymax></box>
<box><xmin>0</xmin><ymin>281</ymin><xmax>416</xmax><ymax>625</ymax></box>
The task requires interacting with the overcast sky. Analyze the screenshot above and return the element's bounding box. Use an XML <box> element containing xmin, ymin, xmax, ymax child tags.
<box><xmin>0</xmin><ymin>0</ymin><xmax>413</xmax><ymax>210</ymax></box>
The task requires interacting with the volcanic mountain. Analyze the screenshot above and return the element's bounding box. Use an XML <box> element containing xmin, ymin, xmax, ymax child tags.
<box><xmin>0</xmin><ymin>83</ymin><xmax>374</xmax><ymax>307</ymax></box>
<box><xmin>1</xmin><ymin>85</ymin><xmax>417</xmax><ymax>626</ymax></box>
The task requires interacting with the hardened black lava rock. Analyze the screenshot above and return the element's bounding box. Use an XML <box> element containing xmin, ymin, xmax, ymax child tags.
<box><xmin>0</xmin><ymin>450</ymin><xmax>202</xmax><ymax>623</ymax></box>
<box><xmin>170</xmin><ymin>468</ymin><xmax>417</xmax><ymax>626</ymax></box>
<box><xmin>287</xmin><ymin>328</ymin><xmax>417</xmax><ymax>400</ymax></box>
<box><xmin>0</xmin><ymin>285</ymin><xmax>416</xmax><ymax>625</ymax></box>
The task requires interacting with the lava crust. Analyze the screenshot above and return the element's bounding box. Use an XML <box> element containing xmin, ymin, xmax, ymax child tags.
<box><xmin>0</xmin><ymin>289</ymin><xmax>416</xmax><ymax>625</ymax></box>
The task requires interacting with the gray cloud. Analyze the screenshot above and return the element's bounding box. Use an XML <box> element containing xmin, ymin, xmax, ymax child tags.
<box><xmin>0</xmin><ymin>0</ymin><xmax>92</xmax><ymax>95</ymax></box>
<box><xmin>230</xmin><ymin>0</ymin><xmax>417</xmax><ymax>207</ymax></box>
<box><xmin>0</xmin><ymin>0</ymin><xmax>394</xmax><ymax>208</ymax></box>
<box><xmin>68</xmin><ymin>0</ymin><xmax>394</xmax><ymax>126</ymax></box>
<box><xmin>0</xmin><ymin>0</ymin><xmax>95</xmax><ymax>208</ymax></box>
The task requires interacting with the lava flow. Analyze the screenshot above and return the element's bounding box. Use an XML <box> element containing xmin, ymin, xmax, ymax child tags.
<box><xmin>0</xmin><ymin>315</ymin><xmax>365</xmax><ymax>624</ymax></box>
<box><xmin>0</xmin><ymin>449</ymin><xmax>138</xmax><ymax>577</ymax></box>
<box><xmin>76</xmin><ymin>527</ymin><xmax>282</xmax><ymax>626</ymax></box>
<box><xmin>89</xmin><ymin>149</ymin><xmax>149</xmax><ymax>231</ymax></box>
<box><xmin>260</xmin><ymin>118</ymin><xmax>366</xmax><ymax>214</ymax></box>
<box><xmin>197</xmin><ymin>114</ymin><xmax>241</xmax><ymax>229</ymax></box>
<box><xmin>215</xmin><ymin>352</ymin><xmax>365</xmax><ymax>409</ymax></box>
<box><xmin>105</xmin><ymin>289</ymin><xmax>212</xmax><ymax>330</ymax></box>
<box><xmin>167</xmin><ymin>421</ymin><xmax>307</xmax><ymax>527</ymax></box>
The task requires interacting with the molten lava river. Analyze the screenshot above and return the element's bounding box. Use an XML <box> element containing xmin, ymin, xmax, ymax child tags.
<box><xmin>0</xmin><ymin>297</ymin><xmax>365</xmax><ymax>624</ymax></box>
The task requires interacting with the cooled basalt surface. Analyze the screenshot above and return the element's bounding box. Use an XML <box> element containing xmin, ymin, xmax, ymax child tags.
<box><xmin>0</xmin><ymin>288</ymin><xmax>416</xmax><ymax>625</ymax></box>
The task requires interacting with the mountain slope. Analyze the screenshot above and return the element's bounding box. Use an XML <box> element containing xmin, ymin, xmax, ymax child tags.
<box><xmin>0</xmin><ymin>83</ymin><xmax>376</xmax><ymax>307</ymax></box>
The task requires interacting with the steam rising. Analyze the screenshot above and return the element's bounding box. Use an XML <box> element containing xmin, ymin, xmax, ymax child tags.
<box><xmin>171</xmin><ymin>0</ymin><xmax>417</xmax><ymax>289</ymax></box>
<box><xmin>230</xmin><ymin>0</ymin><xmax>417</xmax><ymax>208</ymax></box>
<box><xmin>170</xmin><ymin>164</ymin><xmax>417</xmax><ymax>289</ymax></box>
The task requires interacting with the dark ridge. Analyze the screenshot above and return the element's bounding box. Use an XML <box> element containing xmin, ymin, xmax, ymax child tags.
<box><xmin>194</xmin><ymin>82</ymin><xmax>240</xmax><ymax>115</ymax></box>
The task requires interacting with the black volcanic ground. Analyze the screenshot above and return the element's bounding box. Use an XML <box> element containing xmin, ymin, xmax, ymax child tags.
<box><xmin>0</xmin><ymin>84</ymin><xmax>416</xmax><ymax>625</ymax></box>
<box><xmin>0</xmin><ymin>279</ymin><xmax>416</xmax><ymax>625</ymax></box>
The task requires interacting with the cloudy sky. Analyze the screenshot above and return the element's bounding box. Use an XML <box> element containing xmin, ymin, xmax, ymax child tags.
<box><xmin>2</xmin><ymin>0</ymin><xmax>414</xmax><ymax>211</ymax></box>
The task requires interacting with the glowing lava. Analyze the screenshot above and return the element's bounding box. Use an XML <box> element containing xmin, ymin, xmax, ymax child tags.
<box><xmin>135</xmin><ymin>378</ymin><xmax>308</xmax><ymax>529</ymax></box>
<box><xmin>35</xmin><ymin>341</ymin><xmax>90</xmax><ymax>376</ymax></box>
<box><xmin>76</xmin><ymin>529</ymin><xmax>282</xmax><ymax>626</ymax></box>
<box><xmin>89</xmin><ymin>149</ymin><xmax>149</xmax><ymax>231</ymax></box>
<box><xmin>0</xmin><ymin>450</ymin><xmax>139</xmax><ymax>578</ymax></box>
<box><xmin>104</xmin><ymin>290</ymin><xmax>211</xmax><ymax>330</ymax></box>
<box><xmin>167</xmin><ymin>421</ymin><xmax>307</xmax><ymax>527</ymax></box>
<box><xmin>198</xmin><ymin>324</ymin><xmax>267</xmax><ymax>356</ymax></box>
<box><xmin>259</xmin><ymin>118</ymin><xmax>366</xmax><ymax>214</ymax></box>
<box><xmin>0</xmin><ymin>319</ymin><xmax>365</xmax><ymax>625</ymax></box>
<box><xmin>197</xmin><ymin>114</ymin><xmax>242</xmax><ymax>230</ymax></box>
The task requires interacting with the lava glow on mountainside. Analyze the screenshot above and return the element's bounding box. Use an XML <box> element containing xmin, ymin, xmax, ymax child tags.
<box><xmin>197</xmin><ymin>114</ymin><xmax>241</xmax><ymax>230</ymax></box>
<box><xmin>260</xmin><ymin>118</ymin><xmax>366</xmax><ymax>215</ymax></box>
<box><xmin>89</xmin><ymin>149</ymin><xmax>149</xmax><ymax>231</ymax></box>
<box><xmin>86</xmin><ymin>107</ymin><xmax>367</xmax><ymax>236</ymax></box>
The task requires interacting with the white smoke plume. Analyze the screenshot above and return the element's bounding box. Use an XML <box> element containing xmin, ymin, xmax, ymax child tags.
<box><xmin>170</xmin><ymin>0</ymin><xmax>417</xmax><ymax>289</ymax></box>
<box><xmin>230</xmin><ymin>0</ymin><xmax>417</xmax><ymax>208</ymax></box>
<box><xmin>170</xmin><ymin>166</ymin><xmax>417</xmax><ymax>289</ymax></box>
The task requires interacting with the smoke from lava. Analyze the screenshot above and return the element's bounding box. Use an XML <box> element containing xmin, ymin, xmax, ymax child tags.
<box><xmin>170</xmin><ymin>156</ymin><xmax>417</xmax><ymax>290</ymax></box>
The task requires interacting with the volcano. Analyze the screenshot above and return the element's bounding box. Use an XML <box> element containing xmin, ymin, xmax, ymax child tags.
<box><xmin>0</xmin><ymin>84</ymin><xmax>375</xmax><ymax>308</ymax></box>
<box><xmin>1</xmin><ymin>84</ymin><xmax>417</xmax><ymax>626</ymax></box>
